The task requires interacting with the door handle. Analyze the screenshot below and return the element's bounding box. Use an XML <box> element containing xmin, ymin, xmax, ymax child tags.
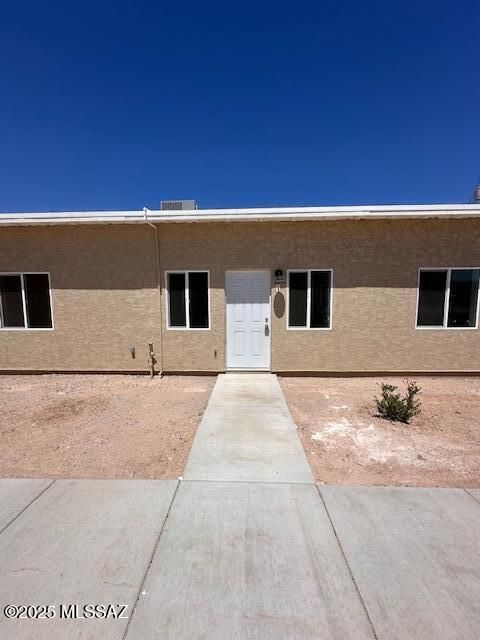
<box><xmin>264</xmin><ymin>319</ymin><xmax>270</xmax><ymax>336</ymax></box>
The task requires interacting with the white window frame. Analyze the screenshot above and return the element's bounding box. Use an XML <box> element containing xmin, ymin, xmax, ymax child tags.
<box><xmin>287</xmin><ymin>269</ymin><xmax>333</xmax><ymax>330</ymax></box>
<box><xmin>165</xmin><ymin>270</ymin><xmax>211</xmax><ymax>331</ymax></box>
<box><xmin>415</xmin><ymin>267</ymin><xmax>480</xmax><ymax>330</ymax></box>
<box><xmin>0</xmin><ymin>272</ymin><xmax>54</xmax><ymax>331</ymax></box>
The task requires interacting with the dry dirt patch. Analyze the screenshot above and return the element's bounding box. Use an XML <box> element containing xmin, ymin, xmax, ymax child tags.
<box><xmin>280</xmin><ymin>376</ymin><xmax>480</xmax><ymax>487</ymax></box>
<box><xmin>0</xmin><ymin>374</ymin><xmax>215</xmax><ymax>479</ymax></box>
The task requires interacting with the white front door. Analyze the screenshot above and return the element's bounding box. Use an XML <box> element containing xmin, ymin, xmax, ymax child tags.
<box><xmin>226</xmin><ymin>271</ymin><xmax>271</xmax><ymax>370</ymax></box>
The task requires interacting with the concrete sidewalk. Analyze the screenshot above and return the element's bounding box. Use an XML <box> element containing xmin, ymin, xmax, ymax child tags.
<box><xmin>321</xmin><ymin>485</ymin><xmax>480</xmax><ymax>640</ymax></box>
<box><xmin>1</xmin><ymin>479</ymin><xmax>479</xmax><ymax>639</ymax></box>
<box><xmin>126</xmin><ymin>481</ymin><xmax>374</xmax><ymax>639</ymax></box>
<box><xmin>0</xmin><ymin>374</ymin><xmax>479</xmax><ymax>639</ymax></box>
<box><xmin>0</xmin><ymin>479</ymin><xmax>178</xmax><ymax>640</ymax></box>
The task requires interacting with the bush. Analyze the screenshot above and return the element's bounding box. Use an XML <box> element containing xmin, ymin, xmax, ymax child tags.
<box><xmin>375</xmin><ymin>380</ymin><xmax>421</xmax><ymax>423</ymax></box>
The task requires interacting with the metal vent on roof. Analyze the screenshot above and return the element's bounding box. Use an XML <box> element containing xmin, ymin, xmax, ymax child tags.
<box><xmin>160</xmin><ymin>200</ymin><xmax>197</xmax><ymax>211</ymax></box>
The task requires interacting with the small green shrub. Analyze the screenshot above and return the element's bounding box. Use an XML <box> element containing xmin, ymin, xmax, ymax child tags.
<box><xmin>375</xmin><ymin>380</ymin><xmax>421</xmax><ymax>423</ymax></box>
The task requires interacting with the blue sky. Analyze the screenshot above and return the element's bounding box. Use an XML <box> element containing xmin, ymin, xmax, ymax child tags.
<box><xmin>1</xmin><ymin>0</ymin><xmax>479</xmax><ymax>211</ymax></box>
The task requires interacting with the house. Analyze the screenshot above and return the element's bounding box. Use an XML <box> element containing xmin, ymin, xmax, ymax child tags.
<box><xmin>0</xmin><ymin>203</ymin><xmax>479</xmax><ymax>375</ymax></box>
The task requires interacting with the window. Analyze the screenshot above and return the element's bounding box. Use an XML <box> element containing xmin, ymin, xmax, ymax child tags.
<box><xmin>288</xmin><ymin>270</ymin><xmax>332</xmax><ymax>329</ymax></box>
<box><xmin>0</xmin><ymin>273</ymin><xmax>53</xmax><ymax>329</ymax></box>
<box><xmin>166</xmin><ymin>271</ymin><xmax>209</xmax><ymax>329</ymax></box>
<box><xmin>416</xmin><ymin>268</ymin><xmax>480</xmax><ymax>329</ymax></box>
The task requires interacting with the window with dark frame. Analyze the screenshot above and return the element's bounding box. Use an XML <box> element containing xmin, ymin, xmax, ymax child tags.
<box><xmin>417</xmin><ymin>268</ymin><xmax>480</xmax><ymax>328</ymax></box>
<box><xmin>288</xmin><ymin>270</ymin><xmax>332</xmax><ymax>329</ymax></box>
<box><xmin>167</xmin><ymin>271</ymin><xmax>209</xmax><ymax>329</ymax></box>
<box><xmin>0</xmin><ymin>273</ymin><xmax>53</xmax><ymax>329</ymax></box>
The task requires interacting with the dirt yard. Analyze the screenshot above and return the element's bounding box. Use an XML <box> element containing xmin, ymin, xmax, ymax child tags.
<box><xmin>280</xmin><ymin>376</ymin><xmax>480</xmax><ymax>487</ymax></box>
<box><xmin>0</xmin><ymin>374</ymin><xmax>215</xmax><ymax>479</ymax></box>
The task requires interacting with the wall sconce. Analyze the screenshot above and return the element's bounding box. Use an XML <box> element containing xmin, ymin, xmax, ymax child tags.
<box><xmin>274</xmin><ymin>269</ymin><xmax>285</xmax><ymax>292</ymax></box>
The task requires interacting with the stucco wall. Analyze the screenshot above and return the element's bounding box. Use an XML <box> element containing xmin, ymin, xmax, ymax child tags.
<box><xmin>0</xmin><ymin>218</ymin><xmax>479</xmax><ymax>373</ymax></box>
<box><xmin>0</xmin><ymin>225</ymin><xmax>161</xmax><ymax>372</ymax></box>
<box><xmin>159</xmin><ymin>218</ymin><xmax>480</xmax><ymax>373</ymax></box>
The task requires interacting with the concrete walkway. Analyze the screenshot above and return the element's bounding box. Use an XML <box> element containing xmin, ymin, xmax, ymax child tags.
<box><xmin>0</xmin><ymin>374</ymin><xmax>479</xmax><ymax>639</ymax></box>
<box><xmin>184</xmin><ymin>373</ymin><xmax>313</xmax><ymax>483</ymax></box>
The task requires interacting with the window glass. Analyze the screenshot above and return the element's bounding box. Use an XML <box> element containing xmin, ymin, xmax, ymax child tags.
<box><xmin>417</xmin><ymin>270</ymin><xmax>447</xmax><ymax>326</ymax></box>
<box><xmin>0</xmin><ymin>275</ymin><xmax>25</xmax><ymax>327</ymax></box>
<box><xmin>188</xmin><ymin>272</ymin><xmax>209</xmax><ymax>328</ymax></box>
<box><xmin>310</xmin><ymin>271</ymin><xmax>331</xmax><ymax>328</ymax></box>
<box><xmin>289</xmin><ymin>272</ymin><xmax>308</xmax><ymax>326</ymax></box>
<box><xmin>24</xmin><ymin>274</ymin><xmax>52</xmax><ymax>328</ymax></box>
<box><xmin>168</xmin><ymin>273</ymin><xmax>186</xmax><ymax>327</ymax></box>
<box><xmin>447</xmin><ymin>269</ymin><xmax>479</xmax><ymax>328</ymax></box>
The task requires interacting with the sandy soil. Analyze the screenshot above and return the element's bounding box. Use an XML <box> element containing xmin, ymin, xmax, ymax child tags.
<box><xmin>280</xmin><ymin>376</ymin><xmax>480</xmax><ymax>487</ymax></box>
<box><xmin>0</xmin><ymin>374</ymin><xmax>215</xmax><ymax>479</ymax></box>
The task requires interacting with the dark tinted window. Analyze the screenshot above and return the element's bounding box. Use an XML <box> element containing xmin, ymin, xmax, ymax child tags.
<box><xmin>188</xmin><ymin>272</ymin><xmax>209</xmax><ymax>328</ymax></box>
<box><xmin>417</xmin><ymin>270</ymin><xmax>447</xmax><ymax>326</ymax></box>
<box><xmin>447</xmin><ymin>269</ymin><xmax>479</xmax><ymax>328</ymax></box>
<box><xmin>168</xmin><ymin>273</ymin><xmax>186</xmax><ymax>327</ymax></box>
<box><xmin>0</xmin><ymin>275</ymin><xmax>25</xmax><ymax>327</ymax></box>
<box><xmin>310</xmin><ymin>271</ymin><xmax>331</xmax><ymax>328</ymax></box>
<box><xmin>289</xmin><ymin>272</ymin><xmax>308</xmax><ymax>326</ymax></box>
<box><xmin>24</xmin><ymin>274</ymin><xmax>52</xmax><ymax>328</ymax></box>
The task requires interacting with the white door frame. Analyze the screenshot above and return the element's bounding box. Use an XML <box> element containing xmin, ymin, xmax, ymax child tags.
<box><xmin>225</xmin><ymin>270</ymin><xmax>271</xmax><ymax>371</ymax></box>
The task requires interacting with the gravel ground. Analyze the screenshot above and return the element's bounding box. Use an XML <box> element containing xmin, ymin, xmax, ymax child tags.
<box><xmin>280</xmin><ymin>376</ymin><xmax>480</xmax><ymax>487</ymax></box>
<box><xmin>0</xmin><ymin>374</ymin><xmax>215</xmax><ymax>479</ymax></box>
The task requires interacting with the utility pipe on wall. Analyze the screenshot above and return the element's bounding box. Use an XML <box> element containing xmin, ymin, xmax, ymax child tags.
<box><xmin>144</xmin><ymin>207</ymin><xmax>164</xmax><ymax>376</ymax></box>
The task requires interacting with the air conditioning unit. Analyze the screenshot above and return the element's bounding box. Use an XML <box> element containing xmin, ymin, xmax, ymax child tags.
<box><xmin>160</xmin><ymin>200</ymin><xmax>198</xmax><ymax>211</ymax></box>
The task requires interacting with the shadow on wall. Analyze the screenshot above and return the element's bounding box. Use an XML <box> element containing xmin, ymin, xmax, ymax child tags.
<box><xmin>0</xmin><ymin>225</ymin><xmax>159</xmax><ymax>290</ymax></box>
<box><xmin>1</xmin><ymin>219</ymin><xmax>479</xmax><ymax>290</ymax></box>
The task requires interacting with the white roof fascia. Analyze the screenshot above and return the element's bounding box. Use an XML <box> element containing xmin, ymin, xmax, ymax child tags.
<box><xmin>0</xmin><ymin>204</ymin><xmax>480</xmax><ymax>226</ymax></box>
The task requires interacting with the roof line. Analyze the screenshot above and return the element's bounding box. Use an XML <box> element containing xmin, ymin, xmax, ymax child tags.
<box><xmin>1</xmin><ymin>203</ymin><xmax>480</xmax><ymax>226</ymax></box>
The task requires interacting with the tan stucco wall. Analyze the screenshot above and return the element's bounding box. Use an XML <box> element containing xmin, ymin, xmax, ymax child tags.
<box><xmin>0</xmin><ymin>225</ymin><xmax>161</xmax><ymax>372</ymax></box>
<box><xmin>158</xmin><ymin>218</ymin><xmax>480</xmax><ymax>373</ymax></box>
<box><xmin>0</xmin><ymin>218</ymin><xmax>479</xmax><ymax>373</ymax></box>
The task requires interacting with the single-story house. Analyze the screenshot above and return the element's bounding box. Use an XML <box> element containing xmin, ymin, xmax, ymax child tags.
<box><xmin>0</xmin><ymin>203</ymin><xmax>479</xmax><ymax>375</ymax></box>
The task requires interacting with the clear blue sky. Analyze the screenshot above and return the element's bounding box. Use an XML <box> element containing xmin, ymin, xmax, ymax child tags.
<box><xmin>1</xmin><ymin>0</ymin><xmax>479</xmax><ymax>211</ymax></box>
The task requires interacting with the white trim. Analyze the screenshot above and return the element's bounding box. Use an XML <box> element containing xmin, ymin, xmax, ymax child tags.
<box><xmin>20</xmin><ymin>274</ymin><xmax>28</xmax><ymax>329</ymax></box>
<box><xmin>0</xmin><ymin>284</ymin><xmax>4</xmax><ymax>327</ymax></box>
<box><xmin>306</xmin><ymin>271</ymin><xmax>312</xmax><ymax>330</ymax></box>
<box><xmin>165</xmin><ymin>270</ymin><xmax>211</xmax><ymax>331</ymax></box>
<box><xmin>415</xmin><ymin>267</ymin><xmax>480</xmax><ymax>330</ymax></box>
<box><xmin>185</xmin><ymin>273</ymin><xmax>190</xmax><ymax>329</ymax></box>
<box><xmin>444</xmin><ymin>269</ymin><xmax>452</xmax><ymax>328</ymax></box>
<box><xmin>1</xmin><ymin>203</ymin><xmax>480</xmax><ymax>226</ymax></box>
<box><xmin>287</xmin><ymin>269</ymin><xmax>333</xmax><ymax>330</ymax></box>
<box><xmin>0</xmin><ymin>272</ymin><xmax>54</xmax><ymax>331</ymax></box>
